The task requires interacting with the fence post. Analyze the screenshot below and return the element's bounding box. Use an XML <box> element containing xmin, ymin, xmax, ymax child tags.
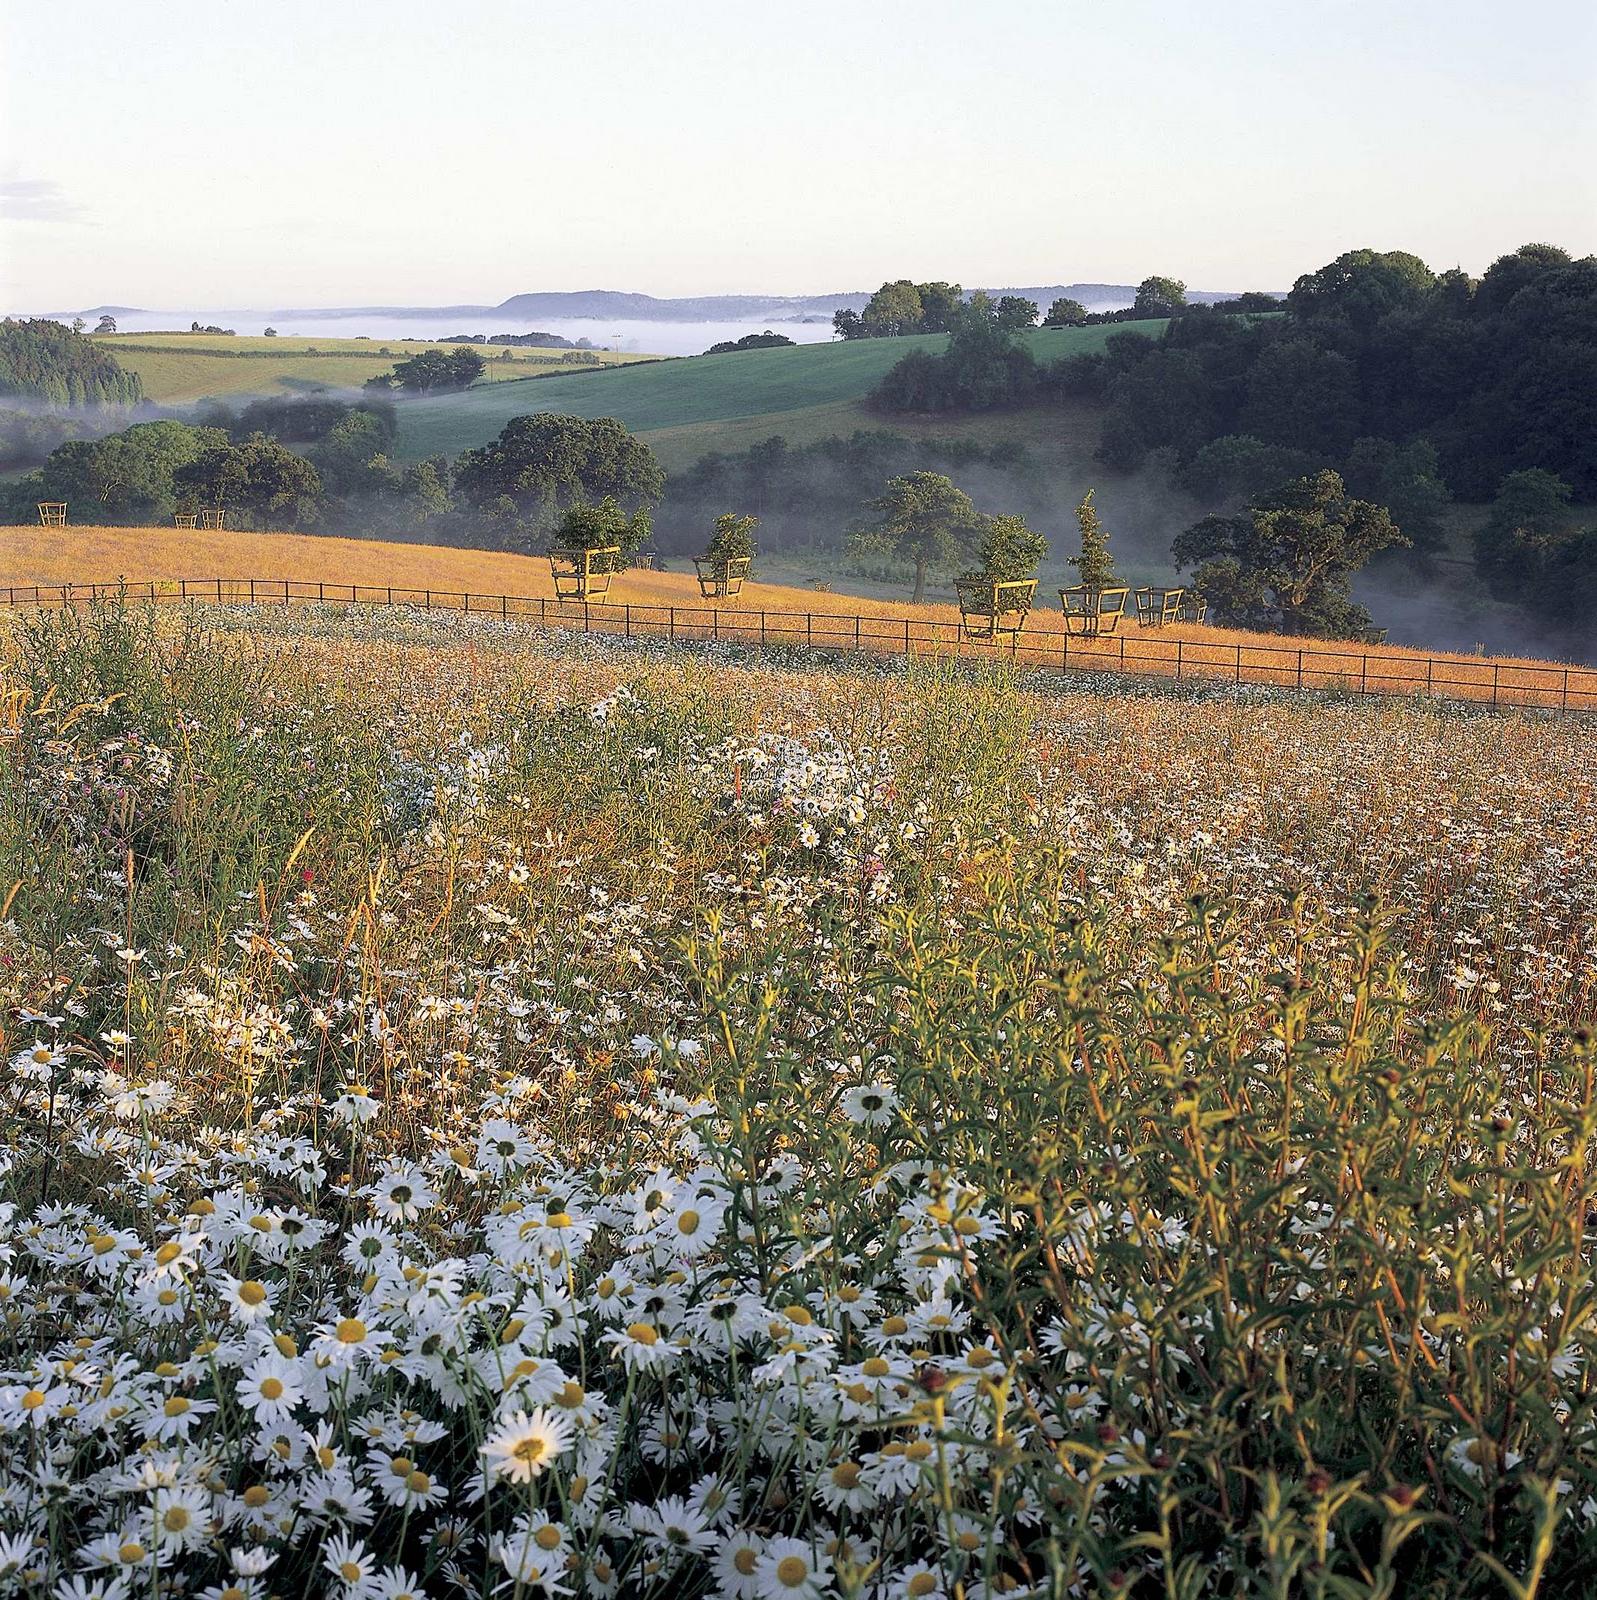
<box><xmin>502</xmin><ymin>593</ymin><xmax>507</xmax><ymax>620</ymax></box>
<box><xmin>1562</xmin><ymin>669</ymin><xmax>1569</xmax><ymax>712</ymax></box>
<box><xmin>807</xmin><ymin>613</ymin><xmax>813</xmax><ymax>648</ymax></box>
<box><xmin>1492</xmin><ymin>662</ymin><xmax>1499</xmax><ymax>707</ymax></box>
<box><xmin>625</xmin><ymin>604</ymin><xmax>632</xmax><ymax>639</ymax></box>
<box><xmin>425</xmin><ymin>589</ymin><xmax>431</xmax><ymax>611</ymax></box>
<box><xmin>249</xmin><ymin>578</ymin><xmax>255</xmax><ymax>606</ymax></box>
<box><xmin>761</xmin><ymin>611</ymin><xmax>767</xmax><ymax>647</ymax></box>
<box><xmin>854</xmin><ymin>615</ymin><xmax>861</xmax><ymax>652</ymax></box>
<box><xmin>670</xmin><ymin>606</ymin><xmax>676</xmax><ymax>642</ymax></box>
<box><xmin>1235</xmin><ymin>645</ymin><xmax>1242</xmax><ymax>685</ymax></box>
<box><xmin>1175</xmin><ymin>639</ymin><xmax>1182</xmax><ymax>679</ymax></box>
<box><xmin>1296</xmin><ymin>649</ymin><xmax>1303</xmax><ymax>689</ymax></box>
<box><xmin>1360</xmin><ymin>652</ymin><xmax>1368</xmax><ymax>695</ymax></box>
<box><xmin>1426</xmin><ymin>658</ymin><xmax>1433</xmax><ymax>698</ymax></box>
<box><xmin>216</xmin><ymin>578</ymin><xmax>223</xmax><ymax>604</ymax></box>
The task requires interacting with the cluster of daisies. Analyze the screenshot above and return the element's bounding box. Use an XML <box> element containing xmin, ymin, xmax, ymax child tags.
<box><xmin>0</xmin><ymin>1020</ymin><xmax>1064</xmax><ymax>1600</ymax></box>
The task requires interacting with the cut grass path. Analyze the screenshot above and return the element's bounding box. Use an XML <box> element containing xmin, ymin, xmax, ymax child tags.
<box><xmin>3</xmin><ymin>525</ymin><xmax>1591</xmax><ymax>710</ymax></box>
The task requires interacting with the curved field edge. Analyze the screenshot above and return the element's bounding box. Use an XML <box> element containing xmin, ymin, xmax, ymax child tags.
<box><xmin>0</xmin><ymin>524</ymin><xmax>1588</xmax><ymax>701</ymax></box>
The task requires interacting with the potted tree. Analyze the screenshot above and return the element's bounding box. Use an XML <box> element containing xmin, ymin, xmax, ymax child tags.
<box><xmin>1059</xmin><ymin>490</ymin><xmax>1129</xmax><ymax>635</ymax></box>
<box><xmin>549</xmin><ymin>497</ymin><xmax>651</xmax><ymax>602</ymax></box>
<box><xmin>694</xmin><ymin>512</ymin><xmax>758</xmax><ymax>599</ymax></box>
<box><xmin>955</xmin><ymin>512</ymin><xmax>1048</xmax><ymax>641</ymax></box>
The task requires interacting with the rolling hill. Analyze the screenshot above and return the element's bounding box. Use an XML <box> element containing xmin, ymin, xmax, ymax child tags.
<box><xmin>389</xmin><ymin>322</ymin><xmax>1158</xmax><ymax>462</ymax></box>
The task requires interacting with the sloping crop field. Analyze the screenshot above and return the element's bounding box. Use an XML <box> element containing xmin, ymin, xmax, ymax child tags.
<box><xmin>389</xmin><ymin>323</ymin><xmax>1157</xmax><ymax>460</ymax></box>
<box><xmin>1</xmin><ymin>595</ymin><xmax>1594</xmax><ymax>1595</ymax></box>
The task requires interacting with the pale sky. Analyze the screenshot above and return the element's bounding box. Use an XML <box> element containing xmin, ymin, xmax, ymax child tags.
<box><xmin>3</xmin><ymin>0</ymin><xmax>1594</xmax><ymax>309</ymax></box>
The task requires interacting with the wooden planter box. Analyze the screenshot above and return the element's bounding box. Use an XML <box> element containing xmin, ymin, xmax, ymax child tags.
<box><xmin>955</xmin><ymin>576</ymin><xmax>1038</xmax><ymax>640</ymax></box>
<box><xmin>1059</xmin><ymin>584</ymin><xmax>1130</xmax><ymax>637</ymax></box>
<box><xmin>1134</xmin><ymin>586</ymin><xmax>1185</xmax><ymax>628</ymax></box>
<box><xmin>550</xmin><ymin>544</ymin><xmax>622</xmax><ymax>601</ymax></box>
<box><xmin>37</xmin><ymin>502</ymin><xmax>67</xmax><ymax>527</ymax></box>
<box><xmin>173</xmin><ymin>512</ymin><xmax>199</xmax><ymax>529</ymax></box>
<box><xmin>199</xmin><ymin>508</ymin><xmax>226</xmax><ymax>530</ymax></box>
<box><xmin>694</xmin><ymin>553</ymin><xmax>753</xmax><ymax>599</ymax></box>
<box><xmin>1179</xmin><ymin>593</ymin><xmax>1208</xmax><ymax>624</ymax></box>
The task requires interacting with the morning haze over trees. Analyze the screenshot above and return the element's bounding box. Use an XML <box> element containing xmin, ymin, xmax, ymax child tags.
<box><xmin>5</xmin><ymin>240</ymin><xmax>1596</xmax><ymax>648</ymax></box>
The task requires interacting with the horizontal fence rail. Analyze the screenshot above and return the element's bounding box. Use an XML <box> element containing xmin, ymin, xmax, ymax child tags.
<box><xmin>3</xmin><ymin>576</ymin><xmax>1593</xmax><ymax>714</ymax></box>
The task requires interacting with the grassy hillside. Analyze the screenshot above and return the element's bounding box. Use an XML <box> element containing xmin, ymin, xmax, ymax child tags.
<box><xmin>96</xmin><ymin>331</ymin><xmax>655</xmax><ymax>404</ymax></box>
<box><xmin>390</xmin><ymin>323</ymin><xmax>1160</xmax><ymax>461</ymax></box>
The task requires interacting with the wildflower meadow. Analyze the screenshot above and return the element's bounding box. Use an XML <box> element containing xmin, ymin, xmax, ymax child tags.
<box><xmin>1</xmin><ymin>597</ymin><xmax>1594</xmax><ymax>1600</ymax></box>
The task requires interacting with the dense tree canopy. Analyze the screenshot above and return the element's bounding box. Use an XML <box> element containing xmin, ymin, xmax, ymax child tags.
<box><xmin>29</xmin><ymin>421</ymin><xmax>225</xmax><ymax>524</ymax></box>
<box><xmin>702</xmin><ymin>331</ymin><xmax>795</xmax><ymax>355</ymax></box>
<box><xmin>1088</xmin><ymin>243</ymin><xmax>1597</xmax><ymax>515</ymax></box>
<box><xmin>834</xmin><ymin>281</ymin><xmax>968</xmax><ymax>340</ymax></box>
<box><xmin>1287</xmin><ymin>249</ymin><xmax>1436</xmax><ymax>326</ymax></box>
<box><xmin>871</xmin><ymin>301</ymin><xmax>1040</xmax><ymax>413</ymax></box>
<box><xmin>368</xmin><ymin>347</ymin><xmax>486</xmax><ymax>394</ymax></box>
<box><xmin>172</xmin><ymin>436</ymin><xmax>324</xmax><ymax>530</ymax></box>
<box><xmin>0</xmin><ymin>318</ymin><xmax>142</xmax><ymax>406</ymax></box>
<box><xmin>452</xmin><ymin>413</ymin><xmax>664</xmax><ymax>529</ymax></box>
<box><xmin>1133</xmin><ymin>276</ymin><xmax>1188</xmax><ymax>317</ymax></box>
<box><xmin>1042</xmin><ymin>297</ymin><xmax>1088</xmax><ymax>327</ymax></box>
<box><xmin>1172</xmin><ymin>469</ymin><xmax>1407</xmax><ymax>640</ymax></box>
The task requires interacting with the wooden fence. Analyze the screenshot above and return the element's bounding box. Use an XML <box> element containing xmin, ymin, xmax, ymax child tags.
<box><xmin>4</xmin><ymin>576</ymin><xmax>1593</xmax><ymax>713</ymax></box>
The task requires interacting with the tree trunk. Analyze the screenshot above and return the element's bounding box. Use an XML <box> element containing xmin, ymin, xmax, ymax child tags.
<box><xmin>912</xmin><ymin>558</ymin><xmax>927</xmax><ymax>604</ymax></box>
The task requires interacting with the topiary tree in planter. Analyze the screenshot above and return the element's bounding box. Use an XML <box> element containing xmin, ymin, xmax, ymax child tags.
<box><xmin>549</xmin><ymin>497</ymin><xmax>651</xmax><ymax>601</ymax></box>
<box><xmin>955</xmin><ymin>512</ymin><xmax>1047</xmax><ymax>640</ymax></box>
<box><xmin>696</xmin><ymin>512</ymin><xmax>758</xmax><ymax>598</ymax></box>
<box><xmin>1061</xmin><ymin>489</ymin><xmax>1129</xmax><ymax>635</ymax></box>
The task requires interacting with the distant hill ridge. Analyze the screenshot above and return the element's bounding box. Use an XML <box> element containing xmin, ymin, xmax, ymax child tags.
<box><xmin>490</xmin><ymin>285</ymin><xmax>1269</xmax><ymax>321</ymax></box>
<box><xmin>22</xmin><ymin>285</ymin><xmax>1272</xmax><ymax>326</ymax></box>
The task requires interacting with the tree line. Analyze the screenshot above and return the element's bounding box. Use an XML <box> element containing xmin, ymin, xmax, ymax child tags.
<box><xmin>834</xmin><ymin>276</ymin><xmax>1279</xmax><ymax>340</ymax></box>
<box><xmin>0</xmin><ymin>318</ymin><xmax>143</xmax><ymax>407</ymax></box>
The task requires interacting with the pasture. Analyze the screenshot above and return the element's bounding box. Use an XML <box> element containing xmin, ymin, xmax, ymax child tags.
<box><xmin>95</xmin><ymin>331</ymin><xmax>654</xmax><ymax>404</ymax></box>
<box><xmin>389</xmin><ymin>322</ymin><xmax>1162</xmax><ymax>461</ymax></box>
<box><xmin>0</xmin><ymin>594</ymin><xmax>1593</xmax><ymax>1595</ymax></box>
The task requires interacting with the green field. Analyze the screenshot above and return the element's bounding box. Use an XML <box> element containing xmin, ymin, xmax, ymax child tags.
<box><xmin>390</xmin><ymin>322</ymin><xmax>1161</xmax><ymax>462</ymax></box>
<box><xmin>96</xmin><ymin>331</ymin><xmax>655</xmax><ymax>404</ymax></box>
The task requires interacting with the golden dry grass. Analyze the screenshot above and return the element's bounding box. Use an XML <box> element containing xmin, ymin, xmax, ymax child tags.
<box><xmin>3</xmin><ymin>524</ymin><xmax>1591</xmax><ymax>708</ymax></box>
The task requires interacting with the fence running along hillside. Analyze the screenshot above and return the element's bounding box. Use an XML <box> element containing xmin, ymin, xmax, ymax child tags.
<box><xmin>4</xmin><ymin>576</ymin><xmax>1593</xmax><ymax>713</ymax></box>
